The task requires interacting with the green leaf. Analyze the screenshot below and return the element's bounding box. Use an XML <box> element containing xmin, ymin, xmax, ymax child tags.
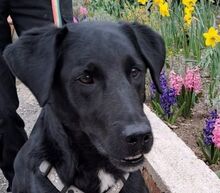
<box><xmin>170</xmin><ymin>102</ymin><xmax>186</xmax><ymax>124</ymax></box>
<box><xmin>151</xmin><ymin>100</ymin><xmax>164</xmax><ymax>116</ymax></box>
<box><xmin>197</xmin><ymin>137</ymin><xmax>213</xmax><ymax>164</ymax></box>
<box><xmin>212</xmin><ymin>147</ymin><xmax>220</xmax><ymax>164</ymax></box>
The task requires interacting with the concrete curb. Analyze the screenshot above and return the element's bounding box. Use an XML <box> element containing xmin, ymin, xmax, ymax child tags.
<box><xmin>143</xmin><ymin>105</ymin><xmax>220</xmax><ymax>193</ymax></box>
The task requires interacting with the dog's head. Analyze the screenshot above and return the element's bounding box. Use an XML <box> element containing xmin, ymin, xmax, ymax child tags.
<box><xmin>3</xmin><ymin>22</ymin><xmax>165</xmax><ymax>172</ymax></box>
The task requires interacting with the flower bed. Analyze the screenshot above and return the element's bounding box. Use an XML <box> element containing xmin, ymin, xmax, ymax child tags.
<box><xmin>142</xmin><ymin>105</ymin><xmax>220</xmax><ymax>193</ymax></box>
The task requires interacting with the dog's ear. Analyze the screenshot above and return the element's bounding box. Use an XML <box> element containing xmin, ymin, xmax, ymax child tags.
<box><xmin>3</xmin><ymin>25</ymin><xmax>68</xmax><ymax>106</ymax></box>
<box><xmin>121</xmin><ymin>22</ymin><xmax>165</xmax><ymax>93</ymax></box>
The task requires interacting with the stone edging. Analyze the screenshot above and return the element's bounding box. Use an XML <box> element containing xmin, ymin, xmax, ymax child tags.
<box><xmin>143</xmin><ymin>105</ymin><xmax>220</xmax><ymax>193</ymax></box>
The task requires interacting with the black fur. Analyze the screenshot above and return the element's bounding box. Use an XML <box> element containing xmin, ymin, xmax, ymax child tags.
<box><xmin>3</xmin><ymin>22</ymin><xmax>165</xmax><ymax>193</ymax></box>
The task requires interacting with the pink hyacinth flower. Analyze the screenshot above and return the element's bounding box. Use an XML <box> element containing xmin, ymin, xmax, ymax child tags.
<box><xmin>169</xmin><ymin>70</ymin><xmax>183</xmax><ymax>95</ymax></box>
<box><xmin>184</xmin><ymin>67</ymin><xmax>202</xmax><ymax>94</ymax></box>
<box><xmin>212</xmin><ymin>117</ymin><xmax>220</xmax><ymax>149</ymax></box>
<box><xmin>79</xmin><ymin>6</ymin><xmax>88</xmax><ymax>16</ymax></box>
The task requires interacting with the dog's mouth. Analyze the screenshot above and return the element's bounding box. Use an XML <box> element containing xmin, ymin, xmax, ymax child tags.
<box><xmin>107</xmin><ymin>153</ymin><xmax>145</xmax><ymax>172</ymax></box>
<box><xmin>121</xmin><ymin>154</ymin><xmax>144</xmax><ymax>164</ymax></box>
<box><xmin>108</xmin><ymin>153</ymin><xmax>145</xmax><ymax>172</ymax></box>
<box><xmin>88</xmin><ymin>133</ymin><xmax>147</xmax><ymax>171</ymax></box>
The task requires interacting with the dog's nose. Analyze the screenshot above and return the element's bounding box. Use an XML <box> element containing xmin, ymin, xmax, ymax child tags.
<box><xmin>123</xmin><ymin>123</ymin><xmax>152</xmax><ymax>147</ymax></box>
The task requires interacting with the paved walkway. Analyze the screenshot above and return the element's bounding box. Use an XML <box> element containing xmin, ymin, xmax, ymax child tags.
<box><xmin>0</xmin><ymin>82</ymin><xmax>40</xmax><ymax>193</ymax></box>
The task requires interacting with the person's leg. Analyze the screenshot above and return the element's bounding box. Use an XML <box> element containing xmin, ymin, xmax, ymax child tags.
<box><xmin>0</xmin><ymin>1</ymin><xmax>72</xmax><ymax>191</ymax></box>
<box><xmin>0</xmin><ymin>1</ymin><xmax>27</xmax><ymax>192</ymax></box>
<box><xmin>0</xmin><ymin>56</ymin><xmax>28</xmax><ymax>192</ymax></box>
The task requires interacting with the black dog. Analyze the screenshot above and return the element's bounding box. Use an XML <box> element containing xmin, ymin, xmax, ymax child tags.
<box><xmin>3</xmin><ymin>22</ymin><xmax>165</xmax><ymax>193</ymax></box>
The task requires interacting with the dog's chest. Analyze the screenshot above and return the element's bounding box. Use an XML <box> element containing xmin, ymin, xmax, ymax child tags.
<box><xmin>98</xmin><ymin>170</ymin><xmax>116</xmax><ymax>193</ymax></box>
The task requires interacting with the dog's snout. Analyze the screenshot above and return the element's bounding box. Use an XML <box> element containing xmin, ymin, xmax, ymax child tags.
<box><xmin>126</xmin><ymin>132</ymin><xmax>152</xmax><ymax>145</ymax></box>
<box><xmin>123</xmin><ymin>124</ymin><xmax>152</xmax><ymax>147</ymax></box>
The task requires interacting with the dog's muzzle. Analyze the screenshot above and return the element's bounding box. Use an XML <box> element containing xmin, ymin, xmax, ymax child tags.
<box><xmin>122</xmin><ymin>123</ymin><xmax>153</xmax><ymax>153</ymax></box>
<box><xmin>106</xmin><ymin>123</ymin><xmax>153</xmax><ymax>171</ymax></box>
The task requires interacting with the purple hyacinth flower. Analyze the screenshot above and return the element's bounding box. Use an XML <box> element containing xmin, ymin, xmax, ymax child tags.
<box><xmin>150</xmin><ymin>82</ymin><xmax>157</xmax><ymax>96</ymax></box>
<box><xmin>160</xmin><ymin>87</ymin><xmax>177</xmax><ymax>116</ymax></box>
<box><xmin>203</xmin><ymin>110</ymin><xmax>218</xmax><ymax>145</ymax></box>
<box><xmin>159</xmin><ymin>71</ymin><xmax>168</xmax><ymax>91</ymax></box>
<box><xmin>150</xmin><ymin>71</ymin><xmax>177</xmax><ymax>117</ymax></box>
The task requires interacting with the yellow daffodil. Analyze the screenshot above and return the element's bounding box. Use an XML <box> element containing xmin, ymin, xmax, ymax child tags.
<box><xmin>182</xmin><ymin>0</ymin><xmax>197</xmax><ymax>7</ymax></box>
<box><xmin>203</xmin><ymin>27</ymin><xmax>220</xmax><ymax>47</ymax></box>
<box><xmin>184</xmin><ymin>6</ymin><xmax>194</xmax><ymax>15</ymax></box>
<box><xmin>159</xmin><ymin>2</ymin><xmax>170</xmax><ymax>17</ymax></box>
<box><xmin>153</xmin><ymin>0</ymin><xmax>164</xmax><ymax>6</ymax></box>
<box><xmin>137</xmin><ymin>0</ymin><xmax>148</xmax><ymax>5</ymax></box>
<box><xmin>184</xmin><ymin>13</ymin><xmax>192</xmax><ymax>26</ymax></box>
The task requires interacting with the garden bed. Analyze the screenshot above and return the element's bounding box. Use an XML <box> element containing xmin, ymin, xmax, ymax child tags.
<box><xmin>173</xmin><ymin>101</ymin><xmax>220</xmax><ymax>172</ymax></box>
<box><xmin>142</xmin><ymin>105</ymin><xmax>220</xmax><ymax>193</ymax></box>
<box><xmin>145</xmin><ymin>73</ymin><xmax>220</xmax><ymax>174</ymax></box>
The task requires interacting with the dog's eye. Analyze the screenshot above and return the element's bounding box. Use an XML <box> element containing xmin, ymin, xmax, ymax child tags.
<box><xmin>131</xmin><ymin>67</ymin><xmax>140</xmax><ymax>78</ymax></box>
<box><xmin>77</xmin><ymin>73</ymin><xmax>94</xmax><ymax>84</ymax></box>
